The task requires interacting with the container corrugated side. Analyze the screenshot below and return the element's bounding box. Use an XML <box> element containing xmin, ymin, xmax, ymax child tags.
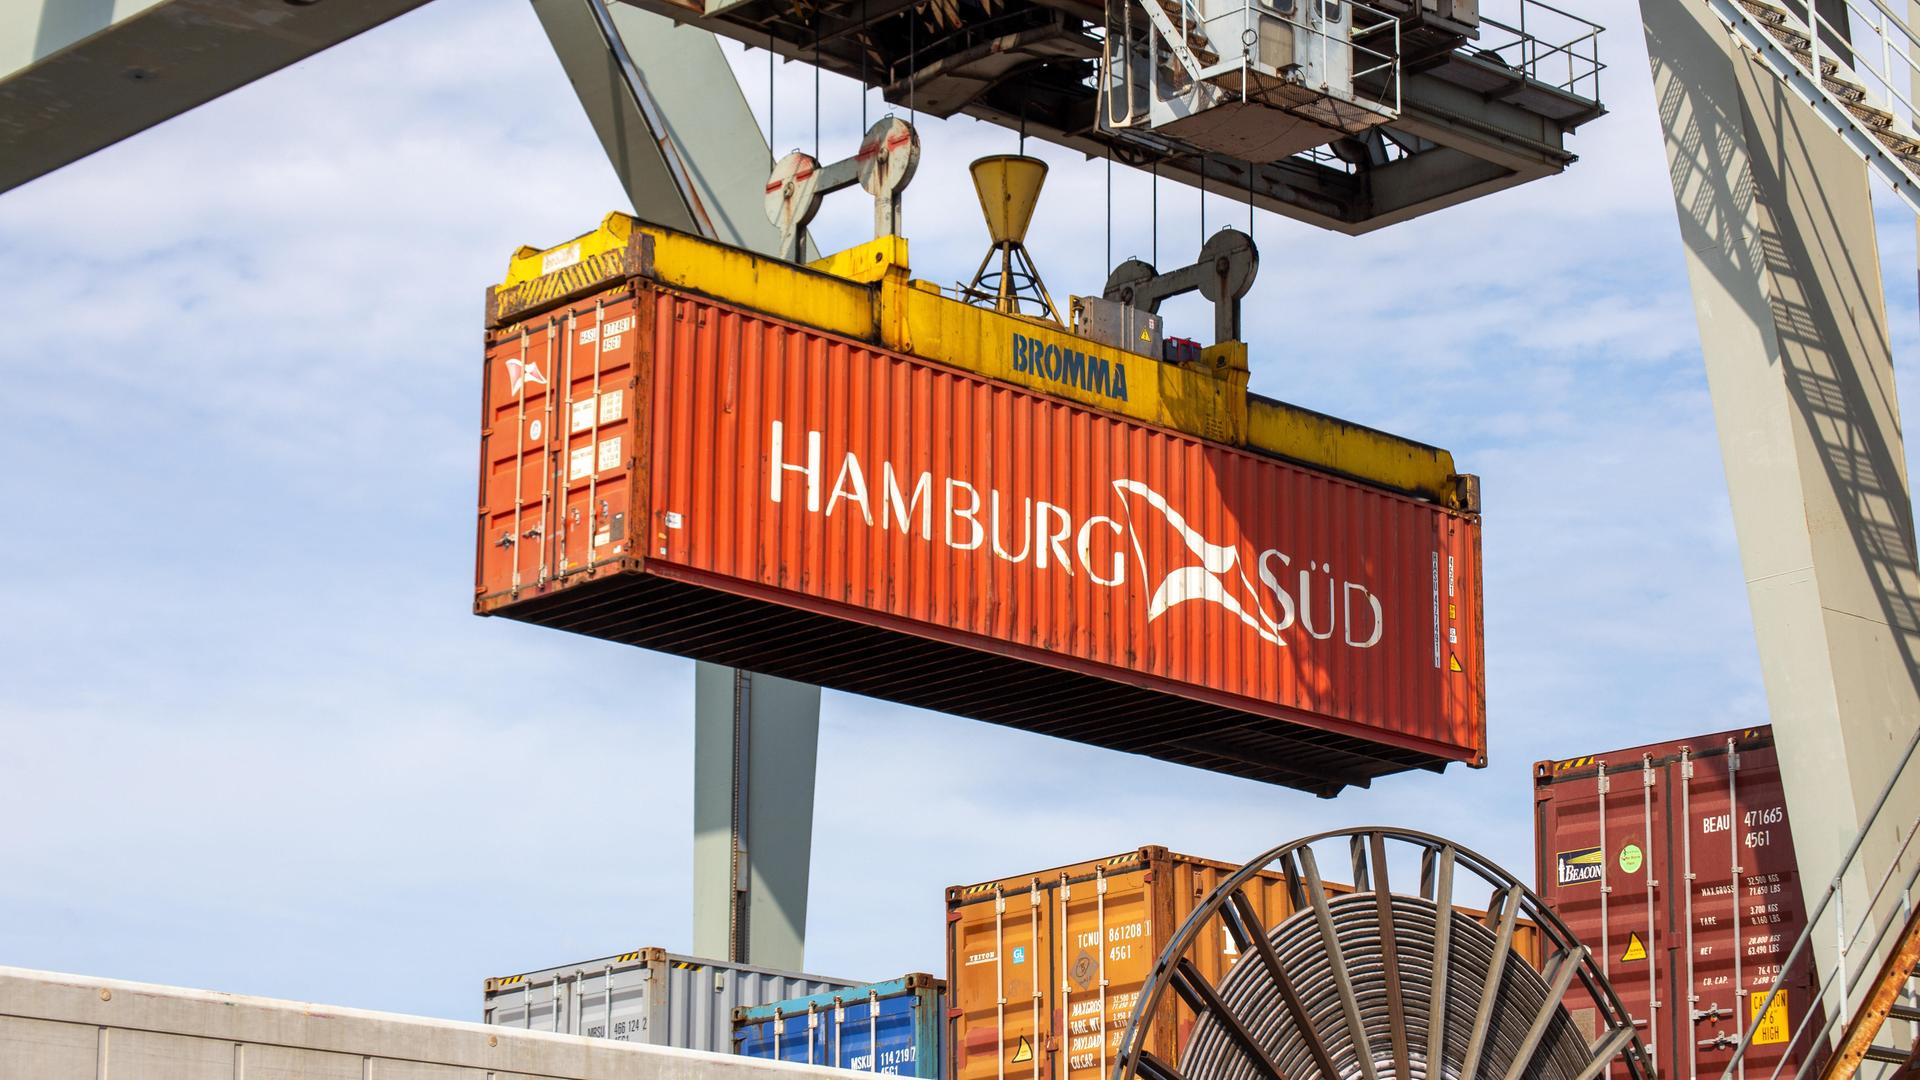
<box><xmin>475</xmin><ymin>282</ymin><xmax>1486</xmax><ymax>794</ymax></box>
<box><xmin>944</xmin><ymin>846</ymin><xmax>1545</xmax><ymax>1080</ymax></box>
<box><xmin>733</xmin><ymin>973</ymin><xmax>943</xmax><ymax>1077</ymax></box>
<box><xmin>481</xmin><ymin>947</ymin><xmax>859</xmax><ymax>1052</ymax></box>
<box><xmin>1533</xmin><ymin>727</ymin><xmax>1820</xmax><ymax>1080</ymax></box>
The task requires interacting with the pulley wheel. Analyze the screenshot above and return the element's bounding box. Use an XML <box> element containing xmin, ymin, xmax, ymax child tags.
<box><xmin>858</xmin><ymin>116</ymin><xmax>920</xmax><ymax>201</ymax></box>
<box><xmin>1195</xmin><ymin>228</ymin><xmax>1258</xmax><ymax>304</ymax></box>
<box><xmin>765</xmin><ymin>150</ymin><xmax>823</xmax><ymax>234</ymax></box>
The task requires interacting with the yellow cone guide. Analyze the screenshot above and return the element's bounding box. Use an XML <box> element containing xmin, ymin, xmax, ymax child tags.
<box><xmin>971</xmin><ymin>155</ymin><xmax>1047</xmax><ymax>245</ymax></box>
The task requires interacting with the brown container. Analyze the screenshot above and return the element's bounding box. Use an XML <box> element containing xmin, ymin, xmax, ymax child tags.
<box><xmin>1533</xmin><ymin>727</ymin><xmax>1820</xmax><ymax>1080</ymax></box>
<box><xmin>475</xmin><ymin>265</ymin><xmax>1485</xmax><ymax>793</ymax></box>
<box><xmin>944</xmin><ymin>846</ymin><xmax>1544</xmax><ymax>1080</ymax></box>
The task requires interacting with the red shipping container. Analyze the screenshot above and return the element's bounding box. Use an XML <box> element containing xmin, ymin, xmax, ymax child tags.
<box><xmin>475</xmin><ymin>275</ymin><xmax>1485</xmax><ymax>794</ymax></box>
<box><xmin>1533</xmin><ymin>727</ymin><xmax>1821</xmax><ymax>1080</ymax></box>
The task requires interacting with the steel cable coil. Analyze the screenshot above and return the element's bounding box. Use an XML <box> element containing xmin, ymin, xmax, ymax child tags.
<box><xmin>1112</xmin><ymin>828</ymin><xmax>1649</xmax><ymax>1080</ymax></box>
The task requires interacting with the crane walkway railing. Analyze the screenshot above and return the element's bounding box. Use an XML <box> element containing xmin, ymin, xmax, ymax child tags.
<box><xmin>1703</xmin><ymin>0</ymin><xmax>1920</xmax><ymax>212</ymax></box>
<box><xmin>1470</xmin><ymin>0</ymin><xmax>1605</xmax><ymax>100</ymax></box>
<box><xmin>1720</xmin><ymin>725</ymin><xmax>1920</xmax><ymax>1080</ymax></box>
<box><xmin>1100</xmin><ymin>0</ymin><xmax>1402</xmax><ymax>129</ymax></box>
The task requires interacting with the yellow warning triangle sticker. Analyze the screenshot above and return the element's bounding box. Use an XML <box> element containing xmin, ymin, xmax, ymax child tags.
<box><xmin>1011</xmin><ymin>1037</ymin><xmax>1034</xmax><ymax>1064</ymax></box>
<box><xmin>1449</xmin><ymin>653</ymin><xmax>1463</xmax><ymax>672</ymax></box>
<box><xmin>1620</xmin><ymin>932</ymin><xmax>1648</xmax><ymax>963</ymax></box>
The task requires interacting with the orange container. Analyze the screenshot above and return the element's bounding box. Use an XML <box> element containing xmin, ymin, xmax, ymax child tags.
<box><xmin>944</xmin><ymin>847</ymin><xmax>1544</xmax><ymax>1080</ymax></box>
<box><xmin>475</xmin><ymin>266</ymin><xmax>1485</xmax><ymax>793</ymax></box>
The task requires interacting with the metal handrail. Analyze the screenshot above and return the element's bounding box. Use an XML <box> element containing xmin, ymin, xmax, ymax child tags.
<box><xmin>1757</xmin><ymin>819</ymin><xmax>1920</xmax><ymax>1080</ymax></box>
<box><xmin>1098</xmin><ymin>0</ymin><xmax>1402</xmax><ymax>129</ymax></box>
<box><xmin>1719</xmin><ymin>725</ymin><xmax>1920</xmax><ymax>1080</ymax></box>
<box><xmin>1473</xmin><ymin>0</ymin><xmax>1606</xmax><ymax>99</ymax></box>
<box><xmin>1707</xmin><ymin>0</ymin><xmax>1920</xmax><ymax>212</ymax></box>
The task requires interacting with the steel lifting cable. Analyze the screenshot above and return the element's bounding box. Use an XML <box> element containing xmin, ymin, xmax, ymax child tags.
<box><xmin>814</xmin><ymin>17</ymin><xmax>822</xmax><ymax>162</ymax></box>
<box><xmin>1246</xmin><ymin>165</ymin><xmax>1254</xmax><ymax>238</ymax></box>
<box><xmin>1111</xmin><ymin>828</ymin><xmax>1651</xmax><ymax>1080</ymax></box>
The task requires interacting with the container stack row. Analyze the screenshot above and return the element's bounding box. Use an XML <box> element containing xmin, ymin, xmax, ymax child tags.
<box><xmin>481</xmin><ymin>843</ymin><xmax>1548</xmax><ymax>1080</ymax></box>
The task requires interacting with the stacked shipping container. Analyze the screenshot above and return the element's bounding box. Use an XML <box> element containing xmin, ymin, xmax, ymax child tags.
<box><xmin>1533</xmin><ymin>728</ymin><xmax>1818</xmax><ymax>1080</ymax></box>
<box><xmin>481</xmin><ymin>948</ymin><xmax>857</xmax><ymax>1052</ymax></box>
<box><xmin>733</xmin><ymin>974</ymin><xmax>944</xmax><ymax>1077</ymax></box>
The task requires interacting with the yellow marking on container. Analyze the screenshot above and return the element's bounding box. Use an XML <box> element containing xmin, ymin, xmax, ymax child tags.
<box><xmin>1011</xmin><ymin>1036</ymin><xmax>1034</xmax><ymax>1064</ymax></box>
<box><xmin>1620</xmin><ymin>933</ymin><xmax>1647</xmax><ymax>963</ymax></box>
<box><xmin>1750</xmin><ymin>991</ymin><xmax>1790</xmax><ymax>1045</ymax></box>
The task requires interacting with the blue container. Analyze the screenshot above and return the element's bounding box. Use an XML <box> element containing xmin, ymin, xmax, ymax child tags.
<box><xmin>732</xmin><ymin>973</ymin><xmax>943</xmax><ymax>1077</ymax></box>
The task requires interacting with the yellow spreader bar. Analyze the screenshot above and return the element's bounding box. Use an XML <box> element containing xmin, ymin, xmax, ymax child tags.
<box><xmin>490</xmin><ymin>214</ymin><xmax>1474</xmax><ymax>511</ymax></box>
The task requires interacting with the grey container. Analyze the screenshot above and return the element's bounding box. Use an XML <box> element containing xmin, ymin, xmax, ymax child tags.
<box><xmin>482</xmin><ymin>947</ymin><xmax>861</xmax><ymax>1052</ymax></box>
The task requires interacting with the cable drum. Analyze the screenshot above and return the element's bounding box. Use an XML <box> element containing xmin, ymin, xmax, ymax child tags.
<box><xmin>1111</xmin><ymin>829</ymin><xmax>1650</xmax><ymax>1080</ymax></box>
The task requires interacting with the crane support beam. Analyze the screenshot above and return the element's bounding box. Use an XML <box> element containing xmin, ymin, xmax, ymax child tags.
<box><xmin>693</xmin><ymin>662</ymin><xmax>819</xmax><ymax>971</ymax></box>
<box><xmin>533</xmin><ymin>0</ymin><xmax>791</xmax><ymax>255</ymax></box>
<box><xmin>535</xmin><ymin>1</ymin><xmax>822</xmax><ymax>971</ymax></box>
<box><xmin>0</xmin><ymin>1</ymin><xmax>431</xmax><ymax>194</ymax></box>
<box><xmin>608</xmin><ymin>0</ymin><xmax>1605</xmax><ymax>235</ymax></box>
<box><xmin>1640</xmin><ymin>0</ymin><xmax>1920</xmax><ymax>993</ymax></box>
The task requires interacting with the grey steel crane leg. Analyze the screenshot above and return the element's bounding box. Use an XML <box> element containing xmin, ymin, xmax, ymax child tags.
<box><xmin>1641</xmin><ymin>0</ymin><xmax>1920</xmax><ymax>999</ymax></box>
<box><xmin>535</xmin><ymin>0</ymin><xmax>822</xmax><ymax>970</ymax></box>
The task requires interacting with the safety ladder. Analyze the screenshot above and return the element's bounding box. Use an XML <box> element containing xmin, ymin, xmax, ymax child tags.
<box><xmin>1702</xmin><ymin>0</ymin><xmax>1920</xmax><ymax>212</ymax></box>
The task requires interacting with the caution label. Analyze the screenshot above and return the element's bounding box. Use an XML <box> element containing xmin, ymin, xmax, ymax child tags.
<box><xmin>1620</xmin><ymin>932</ymin><xmax>1648</xmax><ymax>963</ymax></box>
<box><xmin>1750</xmin><ymin>990</ymin><xmax>1790</xmax><ymax>1045</ymax></box>
<box><xmin>1011</xmin><ymin>1036</ymin><xmax>1034</xmax><ymax>1064</ymax></box>
<box><xmin>1449</xmin><ymin>653</ymin><xmax>1463</xmax><ymax>672</ymax></box>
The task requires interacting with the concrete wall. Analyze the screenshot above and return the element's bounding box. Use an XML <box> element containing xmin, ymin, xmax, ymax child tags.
<box><xmin>0</xmin><ymin>966</ymin><xmax>865</xmax><ymax>1080</ymax></box>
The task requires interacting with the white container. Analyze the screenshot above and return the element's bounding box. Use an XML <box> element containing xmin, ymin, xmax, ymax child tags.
<box><xmin>483</xmin><ymin>947</ymin><xmax>860</xmax><ymax>1052</ymax></box>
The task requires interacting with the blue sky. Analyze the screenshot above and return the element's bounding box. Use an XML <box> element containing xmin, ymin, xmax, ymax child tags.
<box><xmin>2</xmin><ymin>0</ymin><xmax>1914</xmax><ymax>1022</ymax></box>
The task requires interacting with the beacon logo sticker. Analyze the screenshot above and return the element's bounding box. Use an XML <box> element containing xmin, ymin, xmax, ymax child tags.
<box><xmin>507</xmin><ymin>357</ymin><xmax>547</xmax><ymax>395</ymax></box>
<box><xmin>1555</xmin><ymin>846</ymin><xmax>1604</xmax><ymax>886</ymax></box>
